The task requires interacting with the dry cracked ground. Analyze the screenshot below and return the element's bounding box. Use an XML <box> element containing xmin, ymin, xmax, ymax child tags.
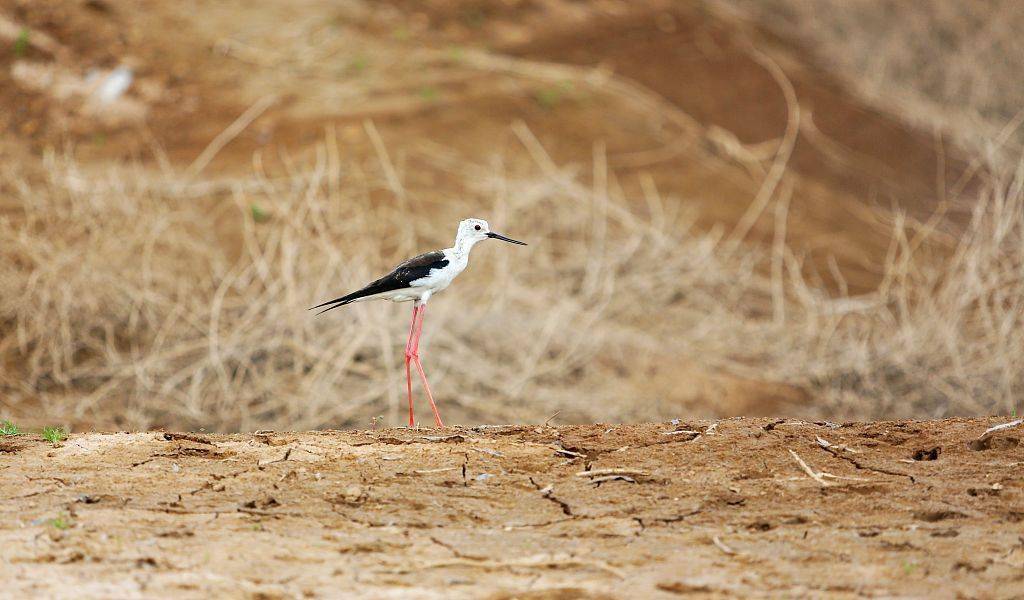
<box><xmin>1</xmin><ymin>418</ymin><xmax>1022</xmax><ymax>598</ymax></box>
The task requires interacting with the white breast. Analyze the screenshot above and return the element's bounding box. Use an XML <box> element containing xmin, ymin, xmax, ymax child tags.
<box><xmin>410</xmin><ymin>252</ymin><xmax>467</xmax><ymax>293</ymax></box>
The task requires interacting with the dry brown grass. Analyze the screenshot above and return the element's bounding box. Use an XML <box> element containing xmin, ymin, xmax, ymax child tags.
<box><xmin>2</xmin><ymin>118</ymin><xmax>1022</xmax><ymax>431</ymax></box>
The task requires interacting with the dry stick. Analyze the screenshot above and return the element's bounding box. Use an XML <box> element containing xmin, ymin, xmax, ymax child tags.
<box><xmin>771</xmin><ymin>182</ymin><xmax>793</xmax><ymax>325</ymax></box>
<box><xmin>712</xmin><ymin>535</ymin><xmax>736</xmax><ymax>556</ymax></box>
<box><xmin>413</xmin><ymin>466</ymin><xmax>460</xmax><ymax>475</ymax></box>
<box><xmin>543</xmin><ymin>411</ymin><xmax>561</xmax><ymax>426</ymax></box>
<box><xmin>385</xmin><ymin>555</ymin><xmax>626</xmax><ymax>579</ymax></box>
<box><xmin>576</xmin><ymin>468</ymin><xmax>650</xmax><ymax>479</ymax></box>
<box><xmin>977</xmin><ymin>418</ymin><xmax>1024</xmax><ymax>442</ymax></box>
<box><xmin>788</xmin><ymin>449</ymin><xmax>831</xmax><ymax>486</ymax></box>
<box><xmin>723</xmin><ymin>46</ymin><xmax>799</xmax><ymax>253</ymax></box>
<box><xmin>581</xmin><ymin>141</ymin><xmax>609</xmax><ymax>299</ymax></box>
<box><xmin>185</xmin><ymin>95</ymin><xmax>278</xmax><ymax>179</ymax></box>
<box><xmin>363</xmin><ymin>120</ymin><xmax>407</xmax><ymax>201</ymax></box>
<box><xmin>791</xmin><ymin>449</ymin><xmax>869</xmax><ymax>484</ymax></box>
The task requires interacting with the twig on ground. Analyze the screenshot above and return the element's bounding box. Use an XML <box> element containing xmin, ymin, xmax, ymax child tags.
<box><xmin>589</xmin><ymin>475</ymin><xmax>636</xmax><ymax>485</ymax></box>
<box><xmin>815</xmin><ymin>436</ymin><xmax>860</xmax><ymax>453</ymax></box>
<box><xmin>413</xmin><ymin>466</ymin><xmax>459</xmax><ymax>475</ymax></box>
<box><xmin>712</xmin><ymin>536</ymin><xmax>736</xmax><ymax>555</ymax></box>
<box><xmin>790</xmin><ymin>449</ymin><xmax>869</xmax><ymax>485</ymax></box>
<box><xmin>576</xmin><ymin>468</ymin><xmax>650</xmax><ymax>479</ymax></box>
<box><xmin>789</xmin><ymin>449</ymin><xmax>832</xmax><ymax>486</ymax></box>
<box><xmin>379</xmin><ymin>553</ymin><xmax>625</xmax><ymax>579</ymax></box>
<box><xmin>977</xmin><ymin>418</ymin><xmax>1024</xmax><ymax>442</ymax></box>
<box><xmin>551</xmin><ymin>446</ymin><xmax>585</xmax><ymax>459</ymax></box>
<box><xmin>418</xmin><ymin>435</ymin><xmax>466</xmax><ymax>443</ymax></box>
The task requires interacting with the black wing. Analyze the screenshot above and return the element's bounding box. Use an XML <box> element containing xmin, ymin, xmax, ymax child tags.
<box><xmin>310</xmin><ymin>250</ymin><xmax>449</xmax><ymax>315</ymax></box>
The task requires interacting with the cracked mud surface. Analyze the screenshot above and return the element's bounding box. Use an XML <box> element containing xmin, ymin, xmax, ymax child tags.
<box><xmin>2</xmin><ymin>419</ymin><xmax>1022</xmax><ymax>598</ymax></box>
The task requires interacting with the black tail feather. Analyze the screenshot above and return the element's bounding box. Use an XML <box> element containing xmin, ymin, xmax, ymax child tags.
<box><xmin>310</xmin><ymin>286</ymin><xmax>381</xmax><ymax>315</ymax></box>
<box><xmin>309</xmin><ymin>291</ymin><xmax>359</xmax><ymax>315</ymax></box>
<box><xmin>312</xmin><ymin>298</ymin><xmax>356</xmax><ymax>316</ymax></box>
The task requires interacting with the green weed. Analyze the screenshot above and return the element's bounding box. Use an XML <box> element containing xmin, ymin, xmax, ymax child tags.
<box><xmin>347</xmin><ymin>56</ymin><xmax>369</xmax><ymax>74</ymax></box>
<box><xmin>250</xmin><ymin>204</ymin><xmax>270</xmax><ymax>223</ymax></box>
<box><xmin>49</xmin><ymin>514</ymin><xmax>72</xmax><ymax>530</ymax></box>
<box><xmin>13</xmin><ymin>28</ymin><xmax>29</xmax><ymax>57</ymax></box>
<box><xmin>0</xmin><ymin>420</ymin><xmax>20</xmax><ymax>436</ymax></box>
<box><xmin>533</xmin><ymin>82</ymin><xmax>574</xmax><ymax>110</ymax></box>
<box><xmin>42</xmin><ymin>426</ymin><xmax>67</xmax><ymax>444</ymax></box>
<box><xmin>445</xmin><ymin>46</ymin><xmax>465</xmax><ymax>63</ymax></box>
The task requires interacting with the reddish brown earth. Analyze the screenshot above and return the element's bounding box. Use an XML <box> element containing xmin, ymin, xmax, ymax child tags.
<box><xmin>1</xmin><ymin>0</ymin><xmax>976</xmax><ymax>292</ymax></box>
<box><xmin>2</xmin><ymin>418</ymin><xmax>1022</xmax><ymax>598</ymax></box>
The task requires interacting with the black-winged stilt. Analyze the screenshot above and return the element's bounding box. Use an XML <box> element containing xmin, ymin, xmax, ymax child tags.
<box><xmin>311</xmin><ymin>218</ymin><xmax>527</xmax><ymax>428</ymax></box>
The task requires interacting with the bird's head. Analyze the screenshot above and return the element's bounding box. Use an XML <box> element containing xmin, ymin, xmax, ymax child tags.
<box><xmin>456</xmin><ymin>218</ymin><xmax>527</xmax><ymax>247</ymax></box>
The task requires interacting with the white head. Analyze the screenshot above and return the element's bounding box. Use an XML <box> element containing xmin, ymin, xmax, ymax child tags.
<box><xmin>453</xmin><ymin>218</ymin><xmax>526</xmax><ymax>252</ymax></box>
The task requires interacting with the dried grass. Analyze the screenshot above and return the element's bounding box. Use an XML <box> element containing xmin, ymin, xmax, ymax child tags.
<box><xmin>2</xmin><ymin>123</ymin><xmax>1022</xmax><ymax>431</ymax></box>
<box><xmin>3</xmin><ymin>2</ymin><xmax>1024</xmax><ymax>429</ymax></box>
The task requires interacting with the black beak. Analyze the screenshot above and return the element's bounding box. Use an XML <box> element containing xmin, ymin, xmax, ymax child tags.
<box><xmin>487</xmin><ymin>232</ymin><xmax>527</xmax><ymax>245</ymax></box>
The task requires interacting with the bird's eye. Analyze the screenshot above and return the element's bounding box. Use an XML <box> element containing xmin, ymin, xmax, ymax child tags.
<box><xmin>474</xmin><ymin>225</ymin><xmax>481</xmax><ymax>231</ymax></box>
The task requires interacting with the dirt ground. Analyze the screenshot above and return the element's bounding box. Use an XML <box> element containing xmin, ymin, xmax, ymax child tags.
<box><xmin>2</xmin><ymin>418</ymin><xmax>1021</xmax><ymax>598</ymax></box>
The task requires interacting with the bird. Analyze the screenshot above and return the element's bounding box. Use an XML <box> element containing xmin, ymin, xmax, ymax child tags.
<box><xmin>311</xmin><ymin>218</ymin><xmax>527</xmax><ymax>428</ymax></box>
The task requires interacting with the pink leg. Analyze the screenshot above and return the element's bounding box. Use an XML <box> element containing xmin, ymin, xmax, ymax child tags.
<box><xmin>404</xmin><ymin>305</ymin><xmax>419</xmax><ymax>427</ymax></box>
<box><xmin>410</xmin><ymin>305</ymin><xmax>444</xmax><ymax>428</ymax></box>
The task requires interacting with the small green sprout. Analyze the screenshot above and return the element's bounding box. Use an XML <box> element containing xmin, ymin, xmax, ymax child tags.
<box><xmin>42</xmin><ymin>426</ymin><xmax>67</xmax><ymax>444</ymax></box>
<box><xmin>418</xmin><ymin>86</ymin><xmax>439</xmax><ymax>101</ymax></box>
<box><xmin>49</xmin><ymin>514</ymin><xmax>73</xmax><ymax>530</ymax></box>
<box><xmin>445</xmin><ymin>46</ymin><xmax>465</xmax><ymax>63</ymax></box>
<box><xmin>0</xmin><ymin>420</ymin><xmax>20</xmax><ymax>436</ymax></box>
<box><xmin>13</xmin><ymin>28</ymin><xmax>29</xmax><ymax>57</ymax></box>
<box><xmin>250</xmin><ymin>204</ymin><xmax>270</xmax><ymax>223</ymax></box>
<box><xmin>347</xmin><ymin>56</ymin><xmax>369</xmax><ymax>74</ymax></box>
<box><xmin>533</xmin><ymin>82</ymin><xmax>574</xmax><ymax>110</ymax></box>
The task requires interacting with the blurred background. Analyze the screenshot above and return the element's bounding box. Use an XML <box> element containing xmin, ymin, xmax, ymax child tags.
<box><xmin>2</xmin><ymin>0</ymin><xmax>1023</xmax><ymax>432</ymax></box>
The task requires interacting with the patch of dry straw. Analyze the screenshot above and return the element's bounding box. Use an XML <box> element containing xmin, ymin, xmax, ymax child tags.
<box><xmin>1</xmin><ymin>127</ymin><xmax>1022</xmax><ymax>430</ymax></box>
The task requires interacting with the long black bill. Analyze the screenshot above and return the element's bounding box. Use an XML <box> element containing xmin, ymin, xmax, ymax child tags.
<box><xmin>487</xmin><ymin>232</ymin><xmax>527</xmax><ymax>245</ymax></box>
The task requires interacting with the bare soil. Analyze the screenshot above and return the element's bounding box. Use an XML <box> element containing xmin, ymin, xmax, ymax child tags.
<box><xmin>3</xmin><ymin>418</ymin><xmax>1022</xmax><ymax>598</ymax></box>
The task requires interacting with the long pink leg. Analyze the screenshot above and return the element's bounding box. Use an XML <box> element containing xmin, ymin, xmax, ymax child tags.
<box><xmin>410</xmin><ymin>305</ymin><xmax>444</xmax><ymax>428</ymax></box>
<box><xmin>404</xmin><ymin>305</ymin><xmax>419</xmax><ymax>427</ymax></box>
